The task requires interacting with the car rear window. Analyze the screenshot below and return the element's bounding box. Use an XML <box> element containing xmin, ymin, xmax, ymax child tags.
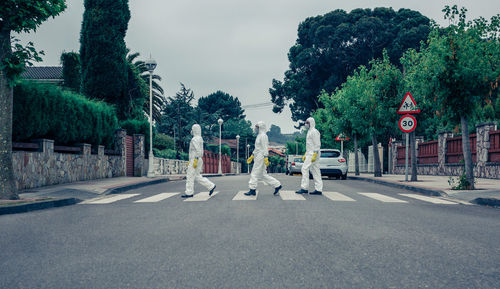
<box><xmin>294</xmin><ymin>158</ymin><xmax>303</xmax><ymax>162</ymax></box>
<box><xmin>321</xmin><ymin>151</ymin><xmax>340</xmax><ymax>158</ymax></box>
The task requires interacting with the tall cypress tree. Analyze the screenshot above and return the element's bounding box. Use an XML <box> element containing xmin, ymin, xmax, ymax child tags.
<box><xmin>80</xmin><ymin>0</ymin><xmax>130</xmax><ymax>117</ymax></box>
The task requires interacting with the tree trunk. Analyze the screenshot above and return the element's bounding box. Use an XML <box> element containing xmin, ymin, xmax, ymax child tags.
<box><xmin>0</xmin><ymin>28</ymin><xmax>18</xmax><ymax>199</ymax></box>
<box><xmin>354</xmin><ymin>133</ymin><xmax>359</xmax><ymax>176</ymax></box>
<box><xmin>460</xmin><ymin>115</ymin><xmax>475</xmax><ymax>189</ymax></box>
<box><xmin>372</xmin><ymin>133</ymin><xmax>382</xmax><ymax>177</ymax></box>
<box><xmin>410</xmin><ymin>131</ymin><xmax>418</xmax><ymax>181</ymax></box>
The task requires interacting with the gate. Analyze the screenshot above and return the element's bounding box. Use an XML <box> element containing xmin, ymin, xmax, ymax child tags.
<box><xmin>126</xmin><ymin>135</ymin><xmax>134</xmax><ymax>177</ymax></box>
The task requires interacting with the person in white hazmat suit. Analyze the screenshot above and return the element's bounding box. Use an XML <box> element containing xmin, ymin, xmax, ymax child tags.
<box><xmin>245</xmin><ymin>121</ymin><xmax>282</xmax><ymax>196</ymax></box>
<box><xmin>181</xmin><ymin>124</ymin><xmax>217</xmax><ymax>198</ymax></box>
<box><xmin>296</xmin><ymin>117</ymin><xmax>323</xmax><ymax>195</ymax></box>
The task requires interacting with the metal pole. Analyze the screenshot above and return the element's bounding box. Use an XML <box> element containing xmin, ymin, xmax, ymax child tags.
<box><xmin>236</xmin><ymin>136</ymin><xmax>239</xmax><ymax>174</ymax></box>
<box><xmin>296</xmin><ymin>142</ymin><xmax>298</xmax><ymax>155</ymax></box>
<box><xmin>341</xmin><ymin>140</ymin><xmax>344</xmax><ymax>156</ymax></box>
<box><xmin>405</xmin><ymin>133</ymin><xmax>409</xmax><ymax>182</ymax></box>
<box><xmin>147</xmin><ymin>71</ymin><xmax>155</xmax><ymax>178</ymax></box>
<box><xmin>218</xmin><ymin>123</ymin><xmax>222</xmax><ymax>174</ymax></box>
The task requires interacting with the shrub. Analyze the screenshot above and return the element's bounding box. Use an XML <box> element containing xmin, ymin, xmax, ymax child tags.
<box><xmin>119</xmin><ymin>118</ymin><xmax>151</xmax><ymax>153</ymax></box>
<box><xmin>154</xmin><ymin>133</ymin><xmax>174</xmax><ymax>150</ymax></box>
<box><xmin>13</xmin><ymin>81</ymin><xmax>118</xmax><ymax>147</ymax></box>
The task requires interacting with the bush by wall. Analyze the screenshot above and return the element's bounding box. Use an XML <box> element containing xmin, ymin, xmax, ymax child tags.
<box><xmin>13</xmin><ymin>81</ymin><xmax>118</xmax><ymax>147</ymax></box>
<box><xmin>206</xmin><ymin>143</ymin><xmax>230</xmax><ymax>156</ymax></box>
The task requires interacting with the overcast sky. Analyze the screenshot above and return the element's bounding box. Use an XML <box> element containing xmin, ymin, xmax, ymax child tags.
<box><xmin>17</xmin><ymin>0</ymin><xmax>500</xmax><ymax>134</ymax></box>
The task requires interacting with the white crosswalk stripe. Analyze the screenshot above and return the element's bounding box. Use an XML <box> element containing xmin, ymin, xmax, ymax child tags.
<box><xmin>359</xmin><ymin>192</ymin><xmax>408</xmax><ymax>203</ymax></box>
<box><xmin>134</xmin><ymin>193</ymin><xmax>179</xmax><ymax>203</ymax></box>
<box><xmin>184</xmin><ymin>191</ymin><xmax>218</xmax><ymax>202</ymax></box>
<box><xmin>279</xmin><ymin>190</ymin><xmax>306</xmax><ymax>200</ymax></box>
<box><xmin>81</xmin><ymin>194</ymin><xmax>140</xmax><ymax>204</ymax></box>
<box><xmin>399</xmin><ymin>194</ymin><xmax>458</xmax><ymax>204</ymax></box>
<box><xmin>323</xmin><ymin>192</ymin><xmax>356</xmax><ymax>202</ymax></box>
<box><xmin>233</xmin><ymin>191</ymin><xmax>258</xmax><ymax>200</ymax></box>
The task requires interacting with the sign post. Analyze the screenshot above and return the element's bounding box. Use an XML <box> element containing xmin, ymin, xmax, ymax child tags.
<box><xmin>398</xmin><ymin>92</ymin><xmax>420</xmax><ymax>182</ymax></box>
<box><xmin>335</xmin><ymin>133</ymin><xmax>349</xmax><ymax>156</ymax></box>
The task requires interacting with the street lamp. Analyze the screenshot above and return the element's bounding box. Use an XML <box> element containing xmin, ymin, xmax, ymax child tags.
<box><xmin>246</xmin><ymin>144</ymin><xmax>250</xmax><ymax>174</ymax></box>
<box><xmin>236</xmin><ymin>135</ymin><xmax>240</xmax><ymax>174</ymax></box>
<box><xmin>145</xmin><ymin>57</ymin><xmax>157</xmax><ymax>178</ymax></box>
<box><xmin>218</xmin><ymin>118</ymin><xmax>223</xmax><ymax>174</ymax></box>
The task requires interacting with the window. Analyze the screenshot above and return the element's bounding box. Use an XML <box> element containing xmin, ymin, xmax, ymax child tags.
<box><xmin>320</xmin><ymin>151</ymin><xmax>340</xmax><ymax>158</ymax></box>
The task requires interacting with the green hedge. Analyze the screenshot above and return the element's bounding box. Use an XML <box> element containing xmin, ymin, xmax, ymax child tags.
<box><xmin>13</xmin><ymin>81</ymin><xmax>118</xmax><ymax>147</ymax></box>
<box><xmin>206</xmin><ymin>143</ymin><xmax>231</xmax><ymax>156</ymax></box>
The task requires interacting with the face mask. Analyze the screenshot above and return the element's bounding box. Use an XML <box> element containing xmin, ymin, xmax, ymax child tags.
<box><xmin>305</xmin><ymin>123</ymin><xmax>310</xmax><ymax>129</ymax></box>
<box><xmin>253</xmin><ymin>126</ymin><xmax>259</xmax><ymax>134</ymax></box>
<box><xmin>191</xmin><ymin>129</ymin><xmax>194</xmax><ymax>136</ymax></box>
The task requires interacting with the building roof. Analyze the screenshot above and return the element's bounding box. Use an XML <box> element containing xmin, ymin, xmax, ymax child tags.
<box><xmin>268</xmin><ymin>148</ymin><xmax>285</xmax><ymax>157</ymax></box>
<box><xmin>21</xmin><ymin>66</ymin><xmax>63</xmax><ymax>81</ymax></box>
<box><xmin>207</xmin><ymin>138</ymin><xmax>238</xmax><ymax>149</ymax></box>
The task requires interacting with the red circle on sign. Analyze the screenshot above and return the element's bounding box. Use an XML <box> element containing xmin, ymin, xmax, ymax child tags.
<box><xmin>399</xmin><ymin>114</ymin><xmax>417</xmax><ymax>133</ymax></box>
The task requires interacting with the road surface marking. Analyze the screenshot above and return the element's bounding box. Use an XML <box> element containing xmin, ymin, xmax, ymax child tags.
<box><xmin>399</xmin><ymin>194</ymin><xmax>458</xmax><ymax>204</ymax></box>
<box><xmin>323</xmin><ymin>192</ymin><xmax>355</xmax><ymax>202</ymax></box>
<box><xmin>279</xmin><ymin>191</ymin><xmax>306</xmax><ymax>200</ymax></box>
<box><xmin>233</xmin><ymin>191</ymin><xmax>258</xmax><ymax>200</ymax></box>
<box><xmin>358</xmin><ymin>193</ymin><xmax>408</xmax><ymax>203</ymax></box>
<box><xmin>134</xmin><ymin>193</ymin><xmax>179</xmax><ymax>203</ymax></box>
<box><xmin>184</xmin><ymin>191</ymin><xmax>218</xmax><ymax>202</ymax></box>
<box><xmin>82</xmin><ymin>194</ymin><xmax>140</xmax><ymax>204</ymax></box>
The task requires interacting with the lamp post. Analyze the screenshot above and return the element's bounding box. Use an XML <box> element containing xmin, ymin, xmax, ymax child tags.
<box><xmin>246</xmin><ymin>144</ymin><xmax>250</xmax><ymax>174</ymax></box>
<box><xmin>218</xmin><ymin>118</ymin><xmax>223</xmax><ymax>174</ymax></box>
<box><xmin>236</xmin><ymin>135</ymin><xmax>240</xmax><ymax>174</ymax></box>
<box><xmin>145</xmin><ymin>57</ymin><xmax>157</xmax><ymax>178</ymax></box>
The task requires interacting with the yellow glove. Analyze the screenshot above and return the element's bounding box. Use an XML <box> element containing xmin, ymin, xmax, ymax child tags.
<box><xmin>264</xmin><ymin>157</ymin><xmax>269</xmax><ymax>167</ymax></box>
<box><xmin>302</xmin><ymin>154</ymin><xmax>306</xmax><ymax>161</ymax></box>
<box><xmin>247</xmin><ymin>155</ymin><xmax>254</xmax><ymax>164</ymax></box>
<box><xmin>311</xmin><ymin>152</ymin><xmax>318</xmax><ymax>162</ymax></box>
<box><xmin>187</xmin><ymin>161</ymin><xmax>190</xmax><ymax>167</ymax></box>
<box><xmin>193</xmin><ymin>158</ymin><xmax>198</xmax><ymax>168</ymax></box>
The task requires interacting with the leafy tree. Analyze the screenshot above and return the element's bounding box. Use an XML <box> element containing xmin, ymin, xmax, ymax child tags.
<box><xmin>80</xmin><ymin>0</ymin><xmax>130</xmax><ymax>117</ymax></box>
<box><xmin>158</xmin><ymin>83</ymin><xmax>196</xmax><ymax>151</ymax></box>
<box><xmin>401</xmin><ymin>6</ymin><xmax>500</xmax><ymax>188</ymax></box>
<box><xmin>271</xmin><ymin>7</ymin><xmax>430</xmax><ymax>123</ymax></box>
<box><xmin>286</xmin><ymin>137</ymin><xmax>306</xmax><ymax>155</ymax></box>
<box><xmin>60</xmin><ymin>52</ymin><xmax>81</xmax><ymax>92</ymax></box>
<box><xmin>197</xmin><ymin>90</ymin><xmax>245</xmax><ymax>121</ymax></box>
<box><xmin>0</xmin><ymin>0</ymin><xmax>66</xmax><ymax>199</ymax></box>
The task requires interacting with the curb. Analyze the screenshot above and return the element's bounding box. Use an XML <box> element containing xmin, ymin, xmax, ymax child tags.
<box><xmin>349</xmin><ymin>176</ymin><xmax>446</xmax><ymax>197</ymax></box>
<box><xmin>0</xmin><ymin>198</ymin><xmax>81</xmax><ymax>216</ymax></box>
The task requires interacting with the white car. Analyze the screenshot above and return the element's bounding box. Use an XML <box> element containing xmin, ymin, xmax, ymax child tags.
<box><xmin>310</xmin><ymin>149</ymin><xmax>348</xmax><ymax>180</ymax></box>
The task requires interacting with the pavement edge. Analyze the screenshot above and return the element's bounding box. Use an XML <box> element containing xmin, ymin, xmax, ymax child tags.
<box><xmin>349</xmin><ymin>176</ymin><xmax>446</xmax><ymax>197</ymax></box>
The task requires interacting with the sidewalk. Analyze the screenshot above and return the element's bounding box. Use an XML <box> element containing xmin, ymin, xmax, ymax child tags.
<box><xmin>0</xmin><ymin>174</ymin><xmax>223</xmax><ymax>215</ymax></box>
<box><xmin>349</xmin><ymin>173</ymin><xmax>500</xmax><ymax>207</ymax></box>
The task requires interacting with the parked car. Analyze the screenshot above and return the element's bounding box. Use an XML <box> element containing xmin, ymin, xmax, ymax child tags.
<box><xmin>288</xmin><ymin>156</ymin><xmax>303</xmax><ymax>174</ymax></box>
<box><xmin>309</xmin><ymin>149</ymin><xmax>348</xmax><ymax>179</ymax></box>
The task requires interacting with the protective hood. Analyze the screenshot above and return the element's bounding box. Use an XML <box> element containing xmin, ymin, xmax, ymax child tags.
<box><xmin>306</xmin><ymin>117</ymin><xmax>316</xmax><ymax>129</ymax></box>
<box><xmin>191</xmin><ymin>124</ymin><xmax>201</xmax><ymax>136</ymax></box>
<box><xmin>257</xmin><ymin>121</ymin><xmax>266</xmax><ymax>134</ymax></box>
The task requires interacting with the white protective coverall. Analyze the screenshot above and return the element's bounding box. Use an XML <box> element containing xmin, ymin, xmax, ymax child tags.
<box><xmin>300</xmin><ymin>117</ymin><xmax>323</xmax><ymax>191</ymax></box>
<box><xmin>185</xmin><ymin>124</ymin><xmax>215</xmax><ymax>195</ymax></box>
<box><xmin>248</xmin><ymin>121</ymin><xmax>281</xmax><ymax>190</ymax></box>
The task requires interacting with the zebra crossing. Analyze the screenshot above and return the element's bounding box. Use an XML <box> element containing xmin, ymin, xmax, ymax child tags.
<box><xmin>80</xmin><ymin>191</ymin><xmax>460</xmax><ymax>206</ymax></box>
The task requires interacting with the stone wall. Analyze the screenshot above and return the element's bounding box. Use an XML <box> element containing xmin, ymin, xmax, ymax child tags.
<box><xmin>153</xmin><ymin>157</ymin><xmax>241</xmax><ymax>175</ymax></box>
<box><xmin>12</xmin><ymin>130</ymin><xmax>147</xmax><ymax>190</ymax></box>
<box><xmin>392</xmin><ymin>122</ymin><xmax>500</xmax><ymax>179</ymax></box>
<box><xmin>13</xmin><ymin>139</ymin><xmax>124</xmax><ymax>190</ymax></box>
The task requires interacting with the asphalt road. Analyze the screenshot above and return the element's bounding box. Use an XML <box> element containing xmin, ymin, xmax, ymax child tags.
<box><xmin>1</xmin><ymin>174</ymin><xmax>499</xmax><ymax>289</ymax></box>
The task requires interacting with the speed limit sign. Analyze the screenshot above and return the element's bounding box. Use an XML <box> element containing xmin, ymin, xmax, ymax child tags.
<box><xmin>399</xmin><ymin>114</ymin><xmax>417</xmax><ymax>133</ymax></box>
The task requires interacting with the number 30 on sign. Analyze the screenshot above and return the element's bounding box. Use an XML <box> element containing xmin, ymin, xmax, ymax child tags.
<box><xmin>399</xmin><ymin>114</ymin><xmax>417</xmax><ymax>133</ymax></box>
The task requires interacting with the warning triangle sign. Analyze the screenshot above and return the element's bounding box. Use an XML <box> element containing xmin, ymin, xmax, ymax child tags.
<box><xmin>397</xmin><ymin>92</ymin><xmax>420</xmax><ymax>114</ymax></box>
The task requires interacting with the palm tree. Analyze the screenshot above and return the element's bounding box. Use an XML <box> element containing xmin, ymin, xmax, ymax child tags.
<box><xmin>126</xmin><ymin>51</ymin><xmax>166</xmax><ymax>123</ymax></box>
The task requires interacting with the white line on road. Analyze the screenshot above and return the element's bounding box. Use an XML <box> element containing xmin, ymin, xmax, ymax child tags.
<box><xmin>399</xmin><ymin>194</ymin><xmax>458</xmax><ymax>204</ymax></box>
<box><xmin>233</xmin><ymin>191</ymin><xmax>258</xmax><ymax>200</ymax></box>
<box><xmin>134</xmin><ymin>193</ymin><xmax>180</xmax><ymax>203</ymax></box>
<box><xmin>279</xmin><ymin>191</ymin><xmax>306</xmax><ymax>200</ymax></box>
<box><xmin>82</xmin><ymin>194</ymin><xmax>140</xmax><ymax>204</ymax></box>
<box><xmin>184</xmin><ymin>191</ymin><xmax>218</xmax><ymax>202</ymax></box>
<box><xmin>359</xmin><ymin>193</ymin><xmax>408</xmax><ymax>203</ymax></box>
<box><xmin>323</xmin><ymin>192</ymin><xmax>356</xmax><ymax>202</ymax></box>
